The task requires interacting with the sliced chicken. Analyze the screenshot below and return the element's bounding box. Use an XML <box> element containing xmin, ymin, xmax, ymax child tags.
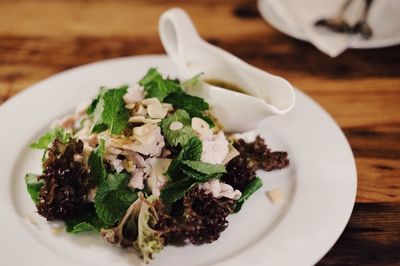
<box><xmin>201</xmin><ymin>131</ymin><xmax>229</xmax><ymax>164</ymax></box>
<box><xmin>199</xmin><ymin>179</ymin><xmax>242</xmax><ymax>200</ymax></box>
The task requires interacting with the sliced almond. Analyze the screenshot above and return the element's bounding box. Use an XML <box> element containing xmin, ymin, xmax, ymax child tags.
<box><xmin>129</xmin><ymin>116</ymin><xmax>161</xmax><ymax>124</ymax></box>
<box><xmin>192</xmin><ymin>117</ymin><xmax>211</xmax><ymax>137</ymax></box>
<box><xmin>142</xmin><ymin>98</ymin><xmax>161</xmax><ymax>106</ymax></box>
<box><xmin>147</xmin><ymin>103</ymin><xmax>167</xmax><ymax>119</ymax></box>
<box><xmin>268</xmin><ymin>189</ymin><xmax>283</xmax><ymax>204</ymax></box>
<box><xmin>162</xmin><ymin>103</ymin><xmax>174</xmax><ymax>112</ymax></box>
<box><xmin>170</xmin><ymin>121</ymin><xmax>183</xmax><ymax>131</ymax></box>
<box><xmin>134</xmin><ymin>104</ymin><xmax>147</xmax><ymax>116</ymax></box>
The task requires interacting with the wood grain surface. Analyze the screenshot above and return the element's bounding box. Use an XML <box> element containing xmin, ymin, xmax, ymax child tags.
<box><xmin>0</xmin><ymin>0</ymin><xmax>399</xmax><ymax>264</ymax></box>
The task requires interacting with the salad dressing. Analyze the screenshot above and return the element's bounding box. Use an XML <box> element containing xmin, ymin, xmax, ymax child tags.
<box><xmin>204</xmin><ymin>79</ymin><xmax>247</xmax><ymax>95</ymax></box>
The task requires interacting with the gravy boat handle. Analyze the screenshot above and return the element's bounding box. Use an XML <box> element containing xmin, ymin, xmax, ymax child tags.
<box><xmin>159</xmin><ymin>8</ymin><xmax>201</xmax><ymax>77</ymax></box>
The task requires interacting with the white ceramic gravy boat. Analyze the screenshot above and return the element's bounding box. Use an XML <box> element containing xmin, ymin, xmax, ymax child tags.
<box><xmin>159</xmin><ymin>8</ymin><xmax>295</xmax><ymax>132</ymax></box>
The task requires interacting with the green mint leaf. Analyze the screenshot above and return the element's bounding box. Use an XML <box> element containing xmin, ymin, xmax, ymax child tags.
<box><xmin>29</xmin><ymin>128</ymin><xmax>71</xmax><ymax>149</ymax></box>
<box><xmin>160</xmin><ymin>177</ymin><xmax>198</xmax><ymax>204</ymax></box>
<box><xmin>163</xmin><ymin>91</ymin><xmax>215</xmax><ymax>127</ymax></box>
<box><xmin>181</xmin><ymin>160</ymin><xmax>226</xmax><ymax>177</ymax></box>
<box><xmin>88</xmin><ymin>139</ymin><xmax>106</xmax><ymax>185</ymax></box>
<box><xmin>180</xmin><ymin>167</ymin><xmax>212</xmax><ymax>182</ymax></box>
<box><xmin>65</xmin><ymin>211</ymin><xmax>105</xmax><ymax>233</ymax></box>
<box><xmin>94</xmin><ymin>172</ymin><xmax>138</xmax><ymax>226</ymax></box>
<box><xmin>161</xmin><ymin>109</ymin><xmax>197</xmax><ymax>147</ymax></box>
<box><xmin>87</xmin><ymin>87</ymin><xmax>106</xmax><ymax>116</ymax></box>
<box><xmin>234</xmin><ymin>177</ymin><xmax>263</xmax><ymax>212</ymax></box>
<box><xmin>24</xmin><ymin>173</ymin><xmax>44</xmax><ymax>204</ymax></box>
<box><xmin>164</xmin><ymin>91</ymin><xmax>209</xmax><ymax>115</ymax></box>
<box><xmin>139</xmin><ymin>68</ymin><xmax>181</xmax><ymax>101</ymax></box>
<box><xmin>166</xmin><ymin>137</ymin><xmax>203</xmax><ymax>180</ymax></box>
<box><xmin>139</xmin><ymin>68</ymin><xmax>162</xmax><ymax>85</ymax></box>
<box><xmin>179</xmin><ymin>137</ymin><xmax>203</xmax><ymax>161</ymax></box>
<box><xmin>91</xmin><ymin>86</ymin><xmax>129</xmax><ymax>135</ymax></box>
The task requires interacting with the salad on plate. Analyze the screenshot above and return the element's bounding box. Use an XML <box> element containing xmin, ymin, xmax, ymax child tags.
<box><xmin>24</xmin><ymin>68</ymin><xmax>289</xmax><ymax>263</ymax></box>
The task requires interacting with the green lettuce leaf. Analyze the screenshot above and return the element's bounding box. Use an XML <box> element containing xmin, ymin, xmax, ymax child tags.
<box><xmin>24</xmin><ymin>173</ymin><xmax>44</xmax><ymax>204</ymax></box>
<box><xmin>29</xmin><ymin>128</ymin><xmax>70</xmax><ymax>149</ymax></box>
<box><xmin>91</xmin><ymin>86</ymin><xmax>129</xmax><ymax>135</ymax></box>
<box><xmin>134</xmin><ymin>196</ymin><xmax>164</xmax><ymax>263</ymax></box>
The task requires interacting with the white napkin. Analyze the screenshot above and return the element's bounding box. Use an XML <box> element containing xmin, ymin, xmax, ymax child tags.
<box><xmin>266</xmin><ymin>0</ymin><xmax>390</xmax><ymax>57</ymax></box>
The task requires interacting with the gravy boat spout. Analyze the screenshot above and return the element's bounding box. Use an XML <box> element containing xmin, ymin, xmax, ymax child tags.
<box><xmin>159</xmin><ymin>8</ymin><xmax>295</xmax><ymax>132</ymax></box>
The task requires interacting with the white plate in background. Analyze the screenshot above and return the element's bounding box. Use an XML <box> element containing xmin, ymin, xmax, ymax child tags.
<box><xmin>258</xmin><ymin>0</ymin><xmax>400</xmax><ymax>49</ymax></box>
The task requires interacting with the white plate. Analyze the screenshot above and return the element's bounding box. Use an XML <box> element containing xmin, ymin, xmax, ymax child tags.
<box><xmin>0</xmin><ymin>55</ymin><xmax>357</xmax><ymax>266</ymax></box>
<box><xmin>258</xmin><ymin>0</ymin><xmax>400</xmax><ymax>49</ymax></box>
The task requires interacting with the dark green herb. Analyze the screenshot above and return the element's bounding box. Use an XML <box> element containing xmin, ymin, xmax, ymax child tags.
<box><xmin>94</xmin><ymin>172</ymin><xmax>138</xmax><ymax>226</ymax></box>
<box><xmin>160</xmin><ymin>177</ymin><xmax>198</xmax><ymax>204</ymax></box>
<box><xmin>65</xmin><ymin>211</ymin><xmax>105</xmax><ymax>233</ymax></box>
<box><xmin>91</xmin><ymin>86</ymin><xmax>129</xmax><ymax>135</ymax></box>
<box><xmin>234</xmin><ymin>177</ymin><xmax>263</xmax><ymax>212</ymax></box>
<box><xmin>88</xmin><ymin>139</ymin><xmax>106</xmax><ymax>185</ymax></box>
<box><xmin>139</xmin><ymin>68</ymin><xmax>181</xmax><ymax>101</ymax></box>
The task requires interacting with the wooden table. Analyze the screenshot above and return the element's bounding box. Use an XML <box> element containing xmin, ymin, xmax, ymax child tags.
<box><xmin>1</xmin><ymin>0</ymin><xmax>399</xmax><ymax>264</ymax></box>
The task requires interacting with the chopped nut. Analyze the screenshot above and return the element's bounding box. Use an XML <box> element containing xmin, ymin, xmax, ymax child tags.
<box><xmin>124</xmin><ymin>160</ymin><xmax>136</xmax><ymax>172</ymax></box>
<box><xmin>170</xmin><ymin>121</ymin><xmax>183</xmax><ymax>131</ymax></box>
<box><xmin>268</xmin><ymin>189</ymin><xmax>283</xmax><ymax>204</ymax></box>
<box><xmin>125</xmin><ymin>103</ymin><xmax>135</xmax><ymax>109</ymax></box>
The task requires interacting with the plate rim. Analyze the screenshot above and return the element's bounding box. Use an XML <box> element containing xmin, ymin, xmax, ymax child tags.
<box><xmin>0</xmin><ymin>55</ymin><xmax>357</xmax><ymax>266</ymax></box>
